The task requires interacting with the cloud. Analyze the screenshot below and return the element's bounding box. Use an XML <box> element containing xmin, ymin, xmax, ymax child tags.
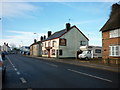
<box><xmin>1</xmin><ymin>30</ymin><xmax>47</xmax><ymax>47</ymax></box>
<box><xmin>1</xmin><ymin>2</ymin><xmax>40</xmax><ymax>18</ymax></box>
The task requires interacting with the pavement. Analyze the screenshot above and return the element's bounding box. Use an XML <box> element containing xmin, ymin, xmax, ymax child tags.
<box><xmin>27</xmin><ymin>55</ymin><xmax>120</xmax><ymax>73</ymax></box>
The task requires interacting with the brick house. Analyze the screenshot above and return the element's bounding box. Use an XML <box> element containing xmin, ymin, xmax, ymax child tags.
<box><xmin>42</xmin><ymin>23</ymin><xmax>89</xmax><ymax>58</ymax></box>
<box><xmin>100</xmin><ymin>3</ymin><xmax>120</xmax><ymax>60</ymax></box>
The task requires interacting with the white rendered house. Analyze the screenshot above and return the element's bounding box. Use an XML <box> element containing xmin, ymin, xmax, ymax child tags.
<box><xmin>42</xmin><ymin>23</ymin><xmax>89</xmax><ymax>58</ymax></box>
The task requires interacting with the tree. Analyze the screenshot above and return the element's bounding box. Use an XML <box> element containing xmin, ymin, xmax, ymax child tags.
<box><xmin>9</xmin><ymin>43</ymin><xmax>16</xmax><ymax>50</ymax></box>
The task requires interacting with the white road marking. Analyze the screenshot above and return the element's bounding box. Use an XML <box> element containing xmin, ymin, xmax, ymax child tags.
<box><xmin>6</xmin><ymin>56</ymin><xmax>14</xmax><ymax>66</ymax></box>
<box><xmin>16</xmin><ymin>71</ymin><xmax>20</xmax><ymax>75</ymax></box>
<box><xmin>14</xmin><ymin>68</ymin><xmax>18</xmax><ymax>71</ymax></box>
<box><xmin>67</xmin><ymin>69</ymin><xmax>112</xmax><ymax>82</ymax></box>
<box><xmin>6</xmin><ymin>56</ymin><xmax>27</xmax><ymax>84</ymax></box>
<box><xmin>20</xmin><ymin>77</ymin><xmax>27</xmax><ymax>83</ymax></box>
<box><xmin>46</xmin><ymin>63</ymin><xmax>58</xmax><ymax>67</ymax></box>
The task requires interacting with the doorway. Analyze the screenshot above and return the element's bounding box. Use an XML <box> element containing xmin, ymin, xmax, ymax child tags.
<box><xmin>47</xmin><ymin>49</ymin><xmax>50</xmax><ymax>58</ymax></box>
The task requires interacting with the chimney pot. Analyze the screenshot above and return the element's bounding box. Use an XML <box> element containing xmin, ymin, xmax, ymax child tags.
<box><xmin>40</xmin><ymin>36</ymin><xmax>43</xmax><ymax>41</ymax></box>
<box><xmin>34</xmin><ymin>39</ymin><xmax>37</xmax><ymax>43</ymax></box>
<box><xmin>48</xmin><ymin>31</ymin><xmax>52</xmax><ymax>37</ymax></box>
<box><xmin>66</xmin><ymin>23</ymin><xmax>71</xmax><ymax>32</ymax></box>
<box><xmin>44</xmin><ymin>35</ymin><xmax>46</xmax><ymax>40</ymax></box>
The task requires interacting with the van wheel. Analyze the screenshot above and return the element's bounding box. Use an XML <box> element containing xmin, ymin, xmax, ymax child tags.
<box><xmin>85</xmin><ymin>57</ymin><xmax>89</xmax><ymax>60</ymax></box>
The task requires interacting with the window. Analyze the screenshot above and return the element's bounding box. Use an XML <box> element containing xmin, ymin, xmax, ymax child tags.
<box><xmin>112</xmin><ymin>47</ymin><xmax>114</xmax><ymax>56</ymax></box>
<box><xmin>80</xmin><ymin>41</ymin><xmax>86</xmax><ymax>46</ymax></box>
<box><xmin>52</xmin><ymin>49</ymin><xmax>55</xmax><ymax>55</ymax></box>
<box><xmin>95</xmin><ymin>49</ymin><xmax>101</xmax><ymax>53</ymax></box>
<box><xmin>42</xmin><ymin>50</ymin><xmax>43</xmax><ymax>55</ymax></box>
<box><xmin>59</xmin><ymin>39</ymin><xmax>66</xmax><ymax>46</ymax></box>
<box><xmin>109</xmin><ymin>47</ymin><xmax>111</xmax><ymax>56</ymax></box>
<box><xmin>109</xmin><ymin>29</ymin><xmax>120</xmax><ymax>38</ymax></box>
<box><xmin>59</xmin><ymin>50</ymin><xmax>62</xmax><ymax>55</ymax></box>
<box><xmin>48</xmin><ymin>41</ymin><xmax>51</xmax><ymax>47</ymax></box>
<box><xmin>43</xmin><ymin>50</ymin><xmax>48</xmax><ymax>55</ymax></box>
<box><xmin>109</xmin><ymin>46</ymin><xmax>120</xmax><ymax>56</ymax></box>
<box><xmin>41</xmin><ymin>43</ymin><xmax>43</xmax><ymax>47</ymax></box>
<box><xmin>45</xmin><ymin>42</ymin><xmax>46</xmax><ymax>47</ymax></box>
<box><xmin>116</xmin><ymin>47</ymin><xmax>119</xmax><ymax>56</ymax></box>
<box><xmin>52</xmin><ymin>41</ymin><xmax>56</xmax><ymax>47</ymax></box>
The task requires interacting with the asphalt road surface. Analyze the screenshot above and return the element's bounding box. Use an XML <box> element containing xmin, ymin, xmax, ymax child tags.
<box><xmin>2</xmin><ymin>54</ymin><xmax>119</xmax><ymax>88</ymax></box>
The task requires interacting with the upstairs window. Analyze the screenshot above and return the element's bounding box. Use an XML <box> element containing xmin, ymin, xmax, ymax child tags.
<box><xmin>41</xmin><ymin>43</ymin><xmax>43</xmax><ymax>47</ymax></box>
<box><xmin>80</xmin><ymin>41</ymin><xmax>86</xmax><ymax>46</ymax></box>
<box><xmin>59</xmin><ymin>39</ymin><xmax>66</xmax><ymax>46</ymax></box>
<box><xmin>48</xmin><ymin>41</ymin><xmax>51</xmax><ymax>47</ymax></box>
<box><xmin>52</xmin><ymin>41</ymin><xmax>56</xmax><ymax>47</ymax></box>
<box><xmin>109</xmin><ymin>29</ymin><xmax>120</xmax><ymax>38</ymax></box>
<box><xmin>45</xmin><ymin>42</ymin><xmax>46</xmax><ymax>47</ymax></box>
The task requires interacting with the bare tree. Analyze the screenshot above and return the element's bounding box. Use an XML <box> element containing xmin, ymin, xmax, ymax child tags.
<box><xmin>9</xmin><ymin>43</ymin><xmax>16</xmax><ymax>50</ymax></box>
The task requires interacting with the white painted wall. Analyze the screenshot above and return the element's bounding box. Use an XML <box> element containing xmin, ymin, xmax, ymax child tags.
<box><xmin>42</xmin><ymin>38</ymin><xmax>59</xmax><ymax>57</ymax></box>
<box><xmin>32</xmin><ymin>43</ymin><xmax>42</xmax><ymax>57</ymax></box>
<box><xmin>59</xmin><ymin>27</ymin><xmax>88</xmax><ymax>58</ymax></box>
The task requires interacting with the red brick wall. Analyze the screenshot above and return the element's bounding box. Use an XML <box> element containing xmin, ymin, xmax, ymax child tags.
<box><xmin>102</xmin><ymin>31</ymin><xmax>120</xmax><ymax>59</ymax></box>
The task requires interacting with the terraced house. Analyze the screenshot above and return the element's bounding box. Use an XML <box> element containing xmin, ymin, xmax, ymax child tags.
<box><xmin>100</xmin><ymin>3</ymin><xmax>120</xmax><ymax>61</ymax></box>
<box><xmin>42</xmin><ymin>23</ymin><xmax>89</xmax><ymax>58</ymax></box>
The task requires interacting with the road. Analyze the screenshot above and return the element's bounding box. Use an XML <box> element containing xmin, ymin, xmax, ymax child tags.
<box><xmin>2</xmin><ymin>54</ymin><xmax>119</xmax><ymax>88</ymax></box>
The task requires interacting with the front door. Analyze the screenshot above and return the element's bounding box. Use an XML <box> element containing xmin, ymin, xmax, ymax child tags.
<box><xmin>48</xmin><ymin>49</ymin><xmax>50</xmax><ymax>58</ymax></box>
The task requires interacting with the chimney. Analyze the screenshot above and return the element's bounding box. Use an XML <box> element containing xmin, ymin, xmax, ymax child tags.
<box><xmin>34</xmin><ymin>39</ymin><xmax>37</xmax><ymax>43</ymax></box>
<box><xmin>44</xmin><ymin>35</ymin><xmax>46</xmax><ymax>40</ymax></box>
<box><xmin>66</xmin><ymin>23</ymin><xmax>71</xmax><ymax>32</ymax></box>
<box><xmin>48</xmin><ymin>31</ymin><xmax>52</xmax><ymax>37</ymax></box>
<box><xmin>110</xmin><ymin>3</ymin><xmax>120</xmax><ymax>18</ymax></box>
<box><xmin>40</xmin><ymin>36</ymin><xmax>43</xmax><ymax>41</ymax></box>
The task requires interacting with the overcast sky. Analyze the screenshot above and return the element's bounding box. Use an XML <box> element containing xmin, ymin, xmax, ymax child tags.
<box><xmin>0</xmin><ymin>0</ymin><xmax>119</xmax><ymax>47</ymax></box>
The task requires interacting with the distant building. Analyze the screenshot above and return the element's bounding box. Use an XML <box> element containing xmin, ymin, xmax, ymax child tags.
<box><xmin>20</xmin><ymin>46</ymin><xmax>30</xmax><ymax>55</ymax></box>
<box><xmin>1</xmin><ymin>43</ymin><xmax>11</xmax><ymax>52</ymax></box>
<box><xmin>42</xmin><ymin>23</ymin><xmax>89</xmax><ymax>58</ymax></box>
<box><xmin>30</xmin><ymin>40</ymin><xmax>42</xmax><ymax>57</ymax></box>
<box><xmin>100</xmin><ymin>3</ymin><xmax>120</xmax><ymax>60</ymax></box>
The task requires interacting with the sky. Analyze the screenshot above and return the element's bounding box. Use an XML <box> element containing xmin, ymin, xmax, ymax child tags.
<box><xmin>0</xmin><ymin>0</ymin><xmax>119</xmax><ymax>48</ymax></box>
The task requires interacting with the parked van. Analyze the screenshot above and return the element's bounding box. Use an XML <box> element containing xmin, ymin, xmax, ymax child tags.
<box><xmin>78</xmin><ymin>46</ymin><xmax>102</xmax><ymax>60</ymax></box>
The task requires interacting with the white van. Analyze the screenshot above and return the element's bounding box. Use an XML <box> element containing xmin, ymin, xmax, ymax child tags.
<box><xmin>78</xmin><ymin>46</ymin><xmax>102</xmax><ymax>60</ymax></box>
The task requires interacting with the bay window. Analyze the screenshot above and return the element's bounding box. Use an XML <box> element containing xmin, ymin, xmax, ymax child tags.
<box><xmin>109</xmin><ymin>46</ymin><xmax>120</xmax><ymax>56</ymax></box>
